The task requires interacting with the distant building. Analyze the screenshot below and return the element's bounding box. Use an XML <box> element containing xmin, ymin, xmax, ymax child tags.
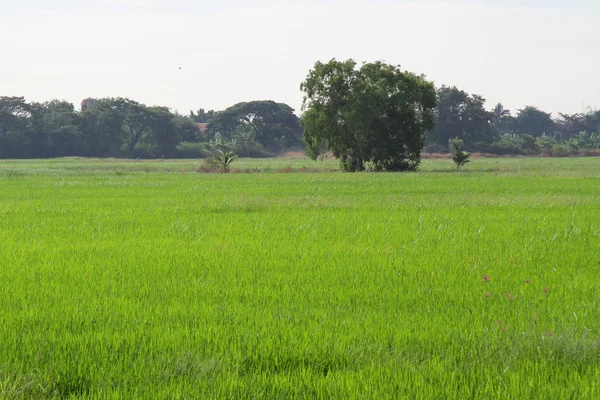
<box><xmin>196</xmin><ymin>123</ymin><xmax>208</xmax><ymax>132</ymax></box>
<box><xmin>81</xmin><ymin>98</ymin><xmax>98</xmax><ymax>111</ymax></box>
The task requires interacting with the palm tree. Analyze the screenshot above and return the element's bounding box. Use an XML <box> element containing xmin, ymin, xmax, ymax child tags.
<box><xmin>491</xmin><ymin>103</ymin><xmax>511</xmax><ymax>132</ymax></box>
<box><xmin>213</xmin><ymin>150</ymin><xmax>238</xmax><ymax>172</ymax></box>
<box><xmin>452</xmin><ymin>142</ymin><xmax>471</xmax><ymax>171</ymax></box>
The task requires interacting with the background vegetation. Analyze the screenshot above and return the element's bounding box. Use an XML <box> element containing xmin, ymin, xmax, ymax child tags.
<box><xmin>0</xmin><ymin>98</ymin><xmax>303</xmax><ymax>160</ymax></box>
<box><xmin>2</xmin><ymin>84</ymin><xmax>600</xmax><ymax>161</ymax></box>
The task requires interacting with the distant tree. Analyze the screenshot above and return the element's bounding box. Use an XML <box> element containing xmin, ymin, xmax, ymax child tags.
<box><xmin>120</xmin><ymin>100</ymin><xmax>154</xmax><ymax>154</ymax></box>
<box><xmin>0</xmin><ymin>96</ymin><xmax>31</xmax><ymax>158</ymax></box>
<box><xmin>514</xmin><ymin>106</ymin><xmax>555</xmax><ymax>137</ymax></box>
<box><xmin>189</xmin><ymin>108</ymin><xmax>217</xmax><ymax>123</ymax></box>
<box><xmin>491</xmin><ymin>103</ymin><xmax>514</xmax><ymax>135</ymax></box>
<box><xmin>584</xmin><ymin>110</ymin><xmax>600</xmax><ymax>134</ymax></box>
<box><xmin>173</xmin><ymin>115</ymin><xmax>201</xmax><ymax>142</ymax></box>
<box><xmin>30</xmin><ymin>100</ymin><xmax>83</xmax><ymax>157</ymax></box>
<box><xmin>207</xmin><ymin>100</ymin><xmax>303</xmax><ymax>152</ymax></box>
<box><xmin>555</xmin><ymin>113</ymin><xmax>587</xmax><ymax>141</ymax></box>
<box><xmin>80</xmin><ymin>98</ymin><xmax>128</xmax><ymax>157</ymax></box>
<box><xmin>300</xmin><ymin>59</ymin><xmax>436</xmax><ymax>171</ymax></box>
<box><xmin>81</xmin><ymin>98</ymin><xmax>180</xmax><ymax>157</ymax></box>
<box><xmin>426</xmin><ymin>86</ymin><xmax>494</xmax><ymax>149</ymax></box>
<box><xmin>146</xmin><ymin>106</ymin><xmax>180</xmax><ymax>156</ymax></box>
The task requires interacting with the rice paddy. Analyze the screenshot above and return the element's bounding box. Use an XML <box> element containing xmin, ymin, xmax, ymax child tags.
<box><xmin>0</xmin><ymin>157</ymin><xmax>599</xmax><ymax>398</ymax></box>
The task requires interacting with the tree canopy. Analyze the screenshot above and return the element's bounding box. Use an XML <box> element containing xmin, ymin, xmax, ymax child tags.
<box><xmin>425</xmin><ymin>86</ymin><xmax>494</xmax><ymax>150</ymax></box>
<box><xmin>514</xmin><ymin>106</ymin><xmax>555</xmax><ymax>137</ymax></box>
<box><xmin>206</xmin><ymin>100</ymin><xmax>303</xmax><ymax>152</ymax></box>
<box><xmin>0</xmin><ymin>96</ymin><xmax>302</xmax><ymax>159</ymax></box>
<box><xmin>300</xmin><ymin>59</ymin><xmax>436</xmax><ymax>171</ymax></box>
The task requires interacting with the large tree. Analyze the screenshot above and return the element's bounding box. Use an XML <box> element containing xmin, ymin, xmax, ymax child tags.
<box><xmin>0</xmin><ymin>96</ymin><xmax>31</xmax><ymax>158</ymax></box>
<box><xmin>145</xmin><ymin>106</ymin><xmax>180</xmax><ymax>156</ymax></box>
<box><xmin>173</xmin><ymin>114</ymin><xmax>201</xmax><ymax>142</ymax></box>
<box><xmin>555</xmin><ymin>113</ymin><xmax>587</xmax><ymax>141</ymax></box>
<box><xmin>80</xmin><ymin>98</ymin><xmax>128</xmax><ymax>157</ymax></box>
<box><xmin>426</xmin><ymin>86</ymin><xmax>494</xmax><ymax>148</ymax></box>
<box><xmin>30</xmin><ymin>100</ymin><xmax>83</xmax><ymax>157</ymax></box>
<box><xmin>585</xmin><ymin>110</ymin><xmax>600</xmax><ymax>134</ymax></box>
<box><xmin>491</xmin><ymin>103</ymin><xmax>515</xmax><ymax>135</ymax></box>
<box><xmin>121</xmin><ymin>100</ymin><xmax>154</xmax><ymax>154</ymax></box>
<box><xmin>300</xmin><ymin>59</ymin><xmax>436</xmax><ymax>171</ymax></box>
<box><xmin>514</xmin><ymin>106</ymin><xmax>555</xmax><ymax>137</ymax></box>
<box><xmin>207</xmin><ymin>100</ymin><xmax>303</xmax><ymax>152</ymax></box>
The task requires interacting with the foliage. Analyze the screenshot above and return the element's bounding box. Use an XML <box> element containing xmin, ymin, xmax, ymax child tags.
<box><xmin>535</xmin><ymin>133</ymin><xmax>556</xmax><ymax>151</ymax></box>
<box><xmin>567</xmin><ymin>131</ymin><xmax>600</xmax><ymax>150</ymax></box>
<box><xmin>189</xmin><ymin>108</ymin><xmax>217</xmax><ymax>123</ymax></box>
<box><xmin>301</xmin><ymin>59</ymin><xmax>436</xmax><ymax>171</ymax></box>
<box><xmin>521</xmin><ymin>134</ymin><xmax>537</xmax><ymax>154</ymax></box>
<box><xmin>514</xmin><ymin>106</ymin><xmax>555</xmax><ymax>137</ymax></box>
<box><xmin>490</xmin><ymin>103</ymin><xmax>514</xmax><ymax>135</ymax></box>
<box><xmin>173</xmin><ymin>115</ymin><xmax>202</xmax><ymax>143</ymax></box>
<box><xmin>450</xmin><ymin>140</ymin><xmax>471</xmax><ymax>170</ymax></box>
<box><xmin>555</xmin><ymin>113</ymin><xmax>587</xmax><ymax>141</ymax></box>
<box><xmin>426</xmin><ymin>86</ymin><xmax>494</xmax><ymax>148</ymax></box>
<box><xmin>207</xmin><ymin>101</ymin><xmax>303</xmax><ymax>152</ymax></box>
<box><xmin>0</xmin><ymin>96</ymin><xmax>33</xmax><ymax>158</ymax></box>
<box><xmin>0</xmin><ymin>97</ymin><xmax>301</xmax><ymax>159</ymax></box>
<box><xmin>80</xmin><ymin>98</ymin><xmax>127</xmax><ymax>157</ymax></box>
<box><xmin>212</xmin><ymin>149</ymin><xmax>238</xmax><ymax>172</ymax></box>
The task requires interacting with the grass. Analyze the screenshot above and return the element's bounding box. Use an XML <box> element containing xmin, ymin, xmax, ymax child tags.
<box><xmin>0</xmin><ymin>157</ymin><xmax>599</xmax><ymax>398</ymax></box>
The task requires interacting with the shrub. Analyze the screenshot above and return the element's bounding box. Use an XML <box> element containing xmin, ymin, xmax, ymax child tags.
<box><xmin>536</xmin><ymin>134</ymin><xmax>556</xmax><ymax>152</ymax></box>
<box><xmin>545</xmin><ymin>145</ymin><xmax>573</xmax><ymax>157</ymax></box>
<box><xmin>213</xmin><ymin>150</ymin><xmax>238</xmax><ymax>172</ymax></box>
<box><xmin>451</xmin><ymin>142</ymin><xmax>471</xmax><ymax>171</ymax></box>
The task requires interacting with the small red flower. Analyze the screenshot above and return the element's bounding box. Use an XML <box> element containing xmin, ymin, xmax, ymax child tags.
<box><xmin>525</xmin><ymin>279</ymin><xmax>531</xmax><ymax>284</ymax></box>
<box><xmin>483</xmin><ymin>275</ymin><xmax>490</xmax><ymax>282</ymax></box>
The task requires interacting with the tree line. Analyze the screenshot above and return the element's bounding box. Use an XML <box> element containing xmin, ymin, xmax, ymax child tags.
<box><xmin>2</xmin><ymin>65</ymin><xmax>600</xmax><ymax>161</ymax></box>
<box><xmin>425</xmin><ymin>86</ymin><xmax>600</xmax><ymax>156</ymax></box>
<box><xmin>0</xmin><ymin>97</ymin><xmax>304</xmax><ymax>159</ymax></box>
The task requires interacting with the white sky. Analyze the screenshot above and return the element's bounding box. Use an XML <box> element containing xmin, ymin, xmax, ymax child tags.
<box><xmin>1</xmin><ymin>0</ymin><xmax>599</xmax><ymax>115</ymax></box>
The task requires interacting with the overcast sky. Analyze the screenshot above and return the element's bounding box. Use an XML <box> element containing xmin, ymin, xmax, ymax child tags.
<box><xmin>1</xmin><ymin>0</ymin><xmax>599</xmax><ymax>115</ymax></box>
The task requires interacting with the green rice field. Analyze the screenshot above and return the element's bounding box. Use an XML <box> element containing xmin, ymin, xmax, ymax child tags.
<box><xmin>0</xmin><ymin>157</ymin><xmax>599</xmax><ymax>398</ymax></box>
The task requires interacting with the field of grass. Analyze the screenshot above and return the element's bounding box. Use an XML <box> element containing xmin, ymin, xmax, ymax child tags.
<box><xmin>1</xmin><ymin>157</ymin><xmax>599</xmax><ymax>398</ymax></box>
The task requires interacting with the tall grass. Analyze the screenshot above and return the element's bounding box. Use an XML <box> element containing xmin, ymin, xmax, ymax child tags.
<box><xmin>0</xmin><ymin>158</ymin><xmax>599</xmax><ymax>398</ymax></box>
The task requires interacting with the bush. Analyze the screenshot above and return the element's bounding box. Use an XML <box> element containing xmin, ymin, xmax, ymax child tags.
<box><xmin>568</xmin><ymin>131</ymin><xmax>600</xmax><ymax>150</ymax></box>
<box><xmin>545</xmin><ymin>145</ymin><xmax>573</xmax><ymax>157</ymax></box>
<box><xmin>521</xmin><ymin>135</ymin><xmax>538</xmax><ymax>154</ymax></box>
<box><xmin>535</xmin><ymin>134</ymin><xmax>556</xmax><ymax>151</ymax></box>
